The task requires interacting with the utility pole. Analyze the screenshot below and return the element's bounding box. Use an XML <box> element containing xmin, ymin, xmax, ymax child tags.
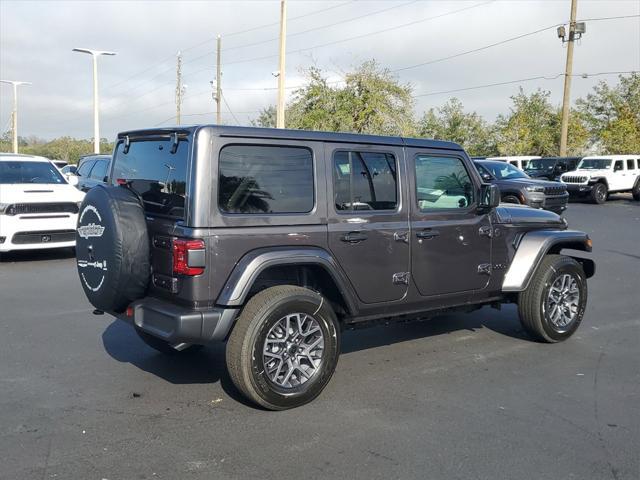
<box><xmin>0</xmin><ymin>80</ymin><xmax>31</xmax><ymax>154</ymax></box>
<box><xmin>558</xmin><ymin>0</ymin><xmax>585</xmax><ymax>157</ymax></box>
<box><xmin>276</xmin><ymin>0</ymin><xmax>287</xmax><ymax>128</ymax></box>
<box><xmin>175</xmin><ymin>51</ymin><xmax>184</xmax><ymax>125</ymax></box>
<box><xmin>216</xmin><ymin>35</ymin><xmax>222</xmax><ymax>124</ymax></box>
<box><xmin>72</xmin><ymin>48</ymin><xmax>116</xmax><ymax>154</ymax></box>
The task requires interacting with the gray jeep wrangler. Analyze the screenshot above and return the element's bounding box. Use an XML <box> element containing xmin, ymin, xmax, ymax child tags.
<box><xmin>76</xmin><ymin>126</ymin><xmax>595</xmax><ymax>410</ymax></box>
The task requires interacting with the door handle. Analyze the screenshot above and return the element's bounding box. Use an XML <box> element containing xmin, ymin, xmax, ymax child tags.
<box><xmin>341</xmin><ymin>231</ymin><xmax>368</xmax><ymax>243</ymax></box>
<box><xmin>416</xmin><ymin>229</ymin><xmax>440</xmax><ymax>239</ymax></box>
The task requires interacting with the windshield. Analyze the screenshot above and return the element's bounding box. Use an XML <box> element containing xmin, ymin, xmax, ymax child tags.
<box><xmin>578</xmin><ymin>158</ymin><xmax>612</xmax><ymax>170</ymax></box>
<box><xmin>111</xmin><ymin>136</ymin><xmax>189</xmax><ymax>218</ymax></box>
<box><xmin>480</xmin><ymin>162</ymin><xmax>529</xmax><ymax>180</ymax></box>
<box><xmin>0</xmin><ymin>161</ymin><xmax>67</xmax><ymax>184</ymax></box>
<box><xmin>526</xmin><ymin>159</ymin><xmax>557</xmax><ymax>171</ymax></box>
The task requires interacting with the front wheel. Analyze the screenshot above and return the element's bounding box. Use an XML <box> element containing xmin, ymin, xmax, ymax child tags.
<box><xmin>632</xmin><ymin>180</ymin><xmax>640</xmax><ymax>201</ymax></box>
<box><xmin>518</xmin><ymin>255</ymin><xmax>587</xmax><ymax>343</ymax></box>
<box><xmin>590</xmin><ymin>183</ymin><xmax>607</xmax><ymax>204</ymax></box>
<box><xmin>226</xmin><ymin>285</ymin><xmax>340</xmax><ymax>410</ymax></box>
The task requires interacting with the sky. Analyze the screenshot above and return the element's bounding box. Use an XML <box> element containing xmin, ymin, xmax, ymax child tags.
<box><xmin>1</xmin><ymin>0</ymin><xmax>639</xmax><ymax>141</ymax></box>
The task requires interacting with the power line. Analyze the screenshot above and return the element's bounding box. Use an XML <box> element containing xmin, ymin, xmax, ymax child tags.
<box><xmin>222</xmin><ymin>92</ymin><xmax>241</xmax><ymax>125</ymax></box>
<box><xmin>414</xmin><ymin>70</ymin><xmax>638</xmax><ymax>97</ymax></box>
<box><xmin>102</xmin><ymin>1</ymin><xmax>356</xmax><ymax>93</ymax></box>
<box><xmin>194</xmin><ymin>1</ymin><xmax>494</xmax><ymax>71</ymax></box>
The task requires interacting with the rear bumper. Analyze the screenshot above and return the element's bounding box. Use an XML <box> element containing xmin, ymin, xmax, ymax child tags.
<box><xmin>116</xmin><ymin>297</ymin><xmax>238</xmax><ymax>344</ymax></box>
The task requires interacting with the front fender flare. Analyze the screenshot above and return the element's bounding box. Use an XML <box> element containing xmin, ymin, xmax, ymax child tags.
<box><xmin>502</xmin><ymin>230</ymin><xmax>594</xmax><ymax>292</ymax></box>
<box><xmin>216</xmin><ymin>246</ymin><xmax>358</xmax><ymax>314</ymax></box>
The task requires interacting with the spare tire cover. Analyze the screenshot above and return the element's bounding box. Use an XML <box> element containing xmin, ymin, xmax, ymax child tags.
<box><xmin>76</xmin><ymin>185</ymin><xmax>150</xmax><ymax>312</ymax></box>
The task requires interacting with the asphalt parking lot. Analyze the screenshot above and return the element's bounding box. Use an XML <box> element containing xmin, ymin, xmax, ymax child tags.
<box><xmin>1</xmin><ymin>195</ymin><xmax>638</xmax><ymax>480</ymax></box>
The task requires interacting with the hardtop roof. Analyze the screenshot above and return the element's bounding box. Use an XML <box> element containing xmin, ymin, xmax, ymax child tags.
<box><xmin>116</xmin><ymin>125</ymin><xmax>463</xmax><ymax>151</ymax></box>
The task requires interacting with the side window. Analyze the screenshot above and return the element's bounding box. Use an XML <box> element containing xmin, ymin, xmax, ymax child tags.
<box><xmin>627</xmin><ymin>159</ymin><xmax>635</xmax><ymax>170</ymax></box>
<box><xmin>219</xmin><ymin>145</ymin><xmax>314</xmax><ymax>214</ymax></box>
<box><xmin>415</xmin><ymin>155</ymin><xmax>475</xmax><ymax>210</ymax></box>
<box><xmin>614</xmin><ymin>160</ymin><xmax>624</xmax><ymax>172</ymax></box>
<box><xmin>89</xmin><ymin>160</ymin><xmax>108</xmax><ymax>180</ymax></box>
<box><xmin>569</xmin><ymin>159</ymin><xmax>577</xmax><ymax>170</ymax></box>
<box><xmin>333</xmin><ymin>151</ymin><xmax>397</xmax><ymax>212</ymax></box>
<box><xmin>77</xmin><ymin>160</ymin><xmax>94</xmax><ymax>177</ymax></box>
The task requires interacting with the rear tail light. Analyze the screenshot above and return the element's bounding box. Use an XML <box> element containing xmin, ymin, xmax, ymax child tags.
<box><xmin>172</xmin><ymin>238</ymin><xmax>205</xmax><ymax>276</ymax></box>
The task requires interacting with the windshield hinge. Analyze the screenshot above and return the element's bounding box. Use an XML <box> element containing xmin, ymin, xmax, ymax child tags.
<box><xmin>170</xmin><ymin>132</ymin><xmax>179</xmax><ymax>154</ymax></box>
<box><xmin>123</xmin><ymin>135</ymin><xmax>131</xmax><ymax>154</ymax></box>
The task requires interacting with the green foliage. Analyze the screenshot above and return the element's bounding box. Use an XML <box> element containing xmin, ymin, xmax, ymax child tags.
<box><xmin>576</xmin><ymin>73</ymin><xmax>640</xmax><ymax>153</ymax></box>
<box><xmin>251</xmin><ymin>106</ymin><xmax>276</xmax><ymax>128</ymax></box>
<box><xmin>417</xmin><ymin>98</ymin><xmax>496</xmax><ymax>156</ymax></box>
<box><xmin>0</xmin><ymin>135</ymin><xmax>114</xmax><ymax>163</ymax></box>
<box><xmin>286</xmin><ymin>61</ymin><xmax>416</xmax><ymax>136</ymax></box>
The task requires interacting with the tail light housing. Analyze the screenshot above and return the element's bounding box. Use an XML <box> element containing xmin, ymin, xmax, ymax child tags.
<box><xmin>172</xmin><ymin>238</ymin><xmax>205</xmax><ymax>276</ymax></box>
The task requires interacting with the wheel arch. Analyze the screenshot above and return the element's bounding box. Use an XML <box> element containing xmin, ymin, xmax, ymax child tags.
<box><xmin>216</xmin><ymin>247</ymin><xmax>358</xmax><ymax>318</ymax></box>
<box><xmin>502</xmin><ymin>230</ymin><xmax>595</xmax><ymax>292</ymax></box>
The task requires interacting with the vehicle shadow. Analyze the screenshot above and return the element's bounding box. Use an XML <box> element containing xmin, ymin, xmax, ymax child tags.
<box><xmin>0</xmin><ymin>247</ymin><xmax>75</xmax><ymax>262</ymax></box>
<box><xmin>101</xmin><ymin>304</ymin><xmax>528</xmax><ymax>405</ymax></box>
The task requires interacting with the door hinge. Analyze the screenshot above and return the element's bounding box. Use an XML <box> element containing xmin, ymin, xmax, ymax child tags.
<box><xmin>392</xmin><ymin>272</ymin><xmax>410</xmax><ymax>285</ymax></box>
<box><xmin>478</xmin><ymin>263</ymin><xmax>492</xmax><ymax>275</ymax></box>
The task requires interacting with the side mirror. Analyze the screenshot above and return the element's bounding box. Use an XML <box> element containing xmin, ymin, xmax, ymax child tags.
<box><xmin>481</xmin><ymin>172</ymin><xmax>492</xmax><ymax>182</ymax></box>
<box><xmin>555</xmin><ymin>164</ymin><xmax>567</xmax><ymax>173</ymax></box>
<box><xmin>479</xmin><ymin>184</ymin><xmax>500</xmax><ymax>210</ymax></box>
<box><xmin>66</xmin><ymin>174</ymin><xmax>79</xmax><ymax>186</ymax></box>
<box><xmin>614</xmin><ymin>164</ymin><xmax>623</xmax><ymax>172</ymax></box>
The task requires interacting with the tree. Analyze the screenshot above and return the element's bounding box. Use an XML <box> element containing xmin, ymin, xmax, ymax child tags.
<box><xmin>251</xmin><ymin>106</ymin><xmax>276</xmax><ymax>128</ymax></box>
<box><xmin>0</xmin><ymin>135</ymin><xmax>114</xmax><ymax>162</ymax></box>
<box><xmin>256</xmin><ymin>61</ymin><xmax>417</xmax><ymax>136</ymax></box>
<box><xmin>576</xmin><ymin>73</ymin><xmax>640</xmax><ymax>153</ymax></box>
<box><xmin>494</xmin><ymin>88</ymin><xmax>588</xmax><ymax>156</ymax></box>
<box><xmin>417</xmin><ymin>98</ymin><xmax>496</xmax><ymax>156</ymax></box>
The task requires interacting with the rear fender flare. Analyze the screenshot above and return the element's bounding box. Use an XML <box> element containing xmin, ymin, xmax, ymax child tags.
<box><xmin>502</xmin><ymin>230</ymin><xmax>594</xmax><ymax>292</ymax></box>
<box><xmin>217</xmin><ymin>247</ymin><xmax>358</xmax><ymax>314</ymax></box>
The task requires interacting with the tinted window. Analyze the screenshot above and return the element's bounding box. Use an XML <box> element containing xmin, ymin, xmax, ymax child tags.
<box><xmin>112</xmin><ymin>137</ymin><xmax>189</xmax><ymax>218</ymax></box>
<box><xmin>614</xmin><ymin>160</ymin><xmax>624</xmax><ymax>171</ymax></box>
<box><xmin>627</xmin><ymin>159</ymin><xmax>635</xmax><ymax>170</ymax></box>
<box><xmin>415</xmin><ymin>156</ymin><xmax>474</xmax><ymax>210</ymax></box>
<box><xmin>334</xmin><ymin>151</ymin><xmax>397</xmax><ymax>211</ymax></box>
<box><xmin>579</xmin><ymin>158</ymin><xmax>611</xmax><ymax>169</ymax></box>
<box><xmin>0</xmin><ymin>161</ymin><xmax>66</xmax><ymax>184</ymax></box>
<box><xmin>89</xmin><ymin>160</ymin><xmax>109</xmax><ymax>180</ymax></box>
<box><xmin>219</xmin><ymin>145</ymin><xmax>314</xmax><ymax>214</ymax></box>
<box><xmin>480</xmin><ymin>161</ymin><xmax>529</xmax><ymax>180</ymax></box>
<box><xmin>77</xmin><ymin>160</ymin><xmax>95</xmax><ymax>176</ymax></box>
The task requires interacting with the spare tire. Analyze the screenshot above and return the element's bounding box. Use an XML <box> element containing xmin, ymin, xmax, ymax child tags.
<box><xmin>76</xmin><ymin>185</ymin><xmax>150</xmax><ymax>313</ymax></box>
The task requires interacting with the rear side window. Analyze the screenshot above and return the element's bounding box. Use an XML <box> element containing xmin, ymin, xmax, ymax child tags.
<box><xmin>415</xmin><ymin>155</ymin><xmax>475</xmax><ymax>210</ymax></box>
<box><xmin>627</xmin><ymin>159</ymin><xmax>635</xmax><ymax>170</ymax></box>
<box><xmin>219</xmin><ymin>145</ymin><xmax>314</xmax><ymax>214</ymax></box>
<box><xmin>112</xmin><ymin>136</ymin><xmax>189</xmax><ymax>218</ymax></box>
<box><xmin>77</xmin><ymin>160</ymin><xmax>95</xmax><ymax>176</ymax></box>
<box><xmin>89</xmin><ymin>160</ymin><xmax>109</xmax><ymax>180</ymax></box>
<box><xmin>333</xmin><ymin>151</ymin><xmax>398</xmax><ymax>211</ymax></box>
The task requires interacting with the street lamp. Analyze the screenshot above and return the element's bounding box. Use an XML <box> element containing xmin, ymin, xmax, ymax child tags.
<box><xmin>0</xmin><ymin>80</ymin><xmax>31</xmax><ymax>154</ymax></box>
<box><xmin>72</xmin><ymin>48</ymin><xmax>116</xmax><ymax>154</ymax></box>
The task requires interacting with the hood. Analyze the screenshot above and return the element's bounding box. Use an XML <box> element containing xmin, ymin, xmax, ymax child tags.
<box><xmin>494</xmin><ymin>204</ymin><xmax>566</xmax><ymax>227</ymax></box>
<box><xmin>497</xmin><ymin>177</ymin><xmax>560</xmax><ymax>189</ymax></box>
<box><xmin>565</xmin><ymin>169</ymin><xmax>609</xmax><ymax>177</ymax></box>
<box><xmin>0</xmin><ymin>183</ymin><xmax>85</xmax><ymax>204</ymax></box>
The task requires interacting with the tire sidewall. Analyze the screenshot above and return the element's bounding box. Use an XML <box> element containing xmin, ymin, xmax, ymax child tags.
<box><xmin>538</xmin><ymin>261</ymin><xmax>587</xmax><ymax>342</ymax></box>
<box><xmin>592</xmin><ymin>183</ymin><xmax>607</xmax><ymax>204</ymax></box>
<box><xmin>247</xmin><ymin>293</ymin><xmax>339</xmax><ymax>409</ymax></box>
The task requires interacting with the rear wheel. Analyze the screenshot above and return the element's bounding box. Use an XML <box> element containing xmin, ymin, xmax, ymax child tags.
<box><xmin>226</xmin><ymin>285</ymin><xmax>340</xmax><ymax>410</ymax></box>
<box><xmin>590</xmin><ymin>182</ymin><xmax>607</xmax><ymax>204</ymax></box>
<box><xmin>518</xmin><ymin>255</ymin><xmax>587</xmax><ymax>343</ymax></box>
<box><xmin>502</xmin><ymin>194</ymin><xmax>521</xmax><ymax>204</ymax></box>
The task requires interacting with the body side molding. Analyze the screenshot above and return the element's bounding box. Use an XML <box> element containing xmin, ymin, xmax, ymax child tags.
<box><xmin>502</xmin><ymin>230</ymin><xmax>593</xmax><ymax>292</ymax></box>
<box><xmin>217</xmin><ymin>246</ymin><xmax>358</xmax><ymax>313</ymax></box>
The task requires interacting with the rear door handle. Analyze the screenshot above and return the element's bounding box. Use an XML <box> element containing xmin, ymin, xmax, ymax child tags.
<box><xmin>416</xmin><ymin>229</ymin><xmax>440</xmax><ymax>239</ymax></box>
<box><xmin>341</xmin><ymin>231</ymin><xmax>368</xmax><ymax>243</ymax></box>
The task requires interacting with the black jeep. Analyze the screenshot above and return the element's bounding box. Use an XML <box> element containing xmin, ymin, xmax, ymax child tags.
<box><xmin>75</xmin><ymin>126</ymin><xmax>595</xmax><ymax>410</ymax></box>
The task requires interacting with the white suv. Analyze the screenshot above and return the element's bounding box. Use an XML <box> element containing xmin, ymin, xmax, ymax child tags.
<box><xmin>0</xmin><ymin>154</ymin><xmax>85</xmax><ymax>253</ymax></box>
<box><xmin>561</xmin><ymin>155</ymin><xmax>640</xmax><ymax>204</ymax></box>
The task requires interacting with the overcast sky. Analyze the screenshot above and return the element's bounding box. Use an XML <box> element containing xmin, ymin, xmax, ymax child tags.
<box><xmin>1</xmin><ymin>0</ymin><xmax>638</xmax><ymax>141</ymax></box>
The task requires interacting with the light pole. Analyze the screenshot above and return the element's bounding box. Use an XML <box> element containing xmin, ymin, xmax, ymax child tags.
<box><xmin>0</xmin><ymin>80</ymin><xmax>31</xmax><ymax>154</ymax></box>
<box><xmin>72</xmin><ymin>48</ymin><xmax>116</xmax><ymax>154</ymax></box>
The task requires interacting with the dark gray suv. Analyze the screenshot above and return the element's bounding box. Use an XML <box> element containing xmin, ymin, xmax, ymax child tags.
<box><xmin>475</xmin><ymin>160</ymin><xmax>569</xmax><ymax>214</ymax></box>
<box><xmin>75</xmin><ymin>126</ymin><xmax>594</xmax><ymax>410</ymax></box>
